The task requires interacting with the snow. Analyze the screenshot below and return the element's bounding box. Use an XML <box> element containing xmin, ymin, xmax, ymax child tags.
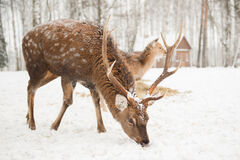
<box><xmin>1</xmin><ymin>68</ymin><xmax>240</xmax><ymax>160</ymax></box>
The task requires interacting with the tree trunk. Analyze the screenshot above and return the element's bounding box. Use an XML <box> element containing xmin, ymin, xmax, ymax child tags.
<box><xmin>46</xmin><ymin>0</ymin><xmax>52</xmax><ymax>21</ymax></box>
<box><xmin>97</xmin><ymin>0</ymin><xmax>102</xmax><ymax>25</ymax></box>
<box><xmin>197</xmin><ymin>0</ymin><xmax>205</xmax><ymax>67</ymax></box>
<box><xmin>32</xmin><ymin>0</ymin><xmax>41</xmax><ymax>27</ymax></box>
<box><xmin>70</xmin><ymin>0</ymin><xmax>78</xmax><ymax>19</ymax></box>
<box><xmin>20</xmin><ymin>0</ymin><xmax>28</xmax><ymax>36</ymax></box>
<box><xmin>202</xmin><ymin>0</ymin><xmax>208</xmax><ymax>67</ymax></box>
<box><xmin>0</xmin><ymin>0</ymin><xmax>8</xmax><ymax>69</ymax></box>
<box><xmin>10</xmin><ymin>0</ymin><xmax>20</xmax><ymax>70</ymax></box>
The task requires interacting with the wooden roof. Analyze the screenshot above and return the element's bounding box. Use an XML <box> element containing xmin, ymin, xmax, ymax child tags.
<box><xmin>177</xmin><ymin>36</ymin><xmax>191</xmax><ymax>50</ymax></box>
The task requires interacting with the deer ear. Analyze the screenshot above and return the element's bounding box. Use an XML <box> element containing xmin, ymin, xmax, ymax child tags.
<box><xmin>151</xmin><ymin>38</ymin><xmax>159</xmax><ymax>47</ymax></box>
<box><xmin>115</xmin><ymin>94</ymin><xmax>128</xmax><ymax>111</ymax></box>
<box><xmin>154</xmin><ymin>38</ymin><xmax>159</xmax><ymax>42</ymax></box>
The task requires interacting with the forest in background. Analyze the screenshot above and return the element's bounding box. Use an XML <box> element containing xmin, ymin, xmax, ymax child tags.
<box><xmin>0</xmin><ymin>0</ymin><xmax>239</xmax><ymax>71</ymax></box>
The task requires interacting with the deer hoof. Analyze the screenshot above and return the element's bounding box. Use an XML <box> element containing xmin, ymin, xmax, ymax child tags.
<box><xmin>28</xmin><ymin>120</ymin><xmax>36</xmax><ymax>130</ymax></box>
<box><xmin>98</xmin><ymin>127</ymin><xmax>106</xmax><ymax>133</ymax></box>
<box><xmin>51</xmin><ymin>123</ymin><xmax>59</xmax><ymax>131</ymax></box>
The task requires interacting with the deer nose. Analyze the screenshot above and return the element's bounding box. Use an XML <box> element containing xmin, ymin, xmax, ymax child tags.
<box><xmin>140</xmin><ymin>139</ymin><xmax>149</xmax><ymax>146</ymax></box>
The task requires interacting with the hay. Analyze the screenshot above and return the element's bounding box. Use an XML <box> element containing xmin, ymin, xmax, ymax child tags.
<box><xmin>136</xmin><ymin>81</ymin><xmax>179</xmax><ymax>98</ymax></box>
<box><xmin>75</xmin><ymin>80</ymin><xmax>180</xmax><ymax>98</ymax></box>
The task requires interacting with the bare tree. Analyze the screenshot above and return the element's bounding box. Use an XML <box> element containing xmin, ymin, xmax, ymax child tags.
<box><xmin>0</xmin><ymin>0</ymin><xmax>7</xmax><ymax>69</ymax></box>
<box><xmin>32</xmin><ymin>0</ymin><xmax>41</xmax><ymax>26</ymax></box>
<box><xmin>20</xmin><ymin>0</ymin><xmax>28</xmax><ymax>35</ymax></box>
<box><xmin>10</xmin><ymin>0</ymin><xmax>20</xmax><ymax>70</ymax></box>
<box><xmin>202</xmin><ymin>0</ymin><xmax>208</xmax><ymax>67</ymax></box>
<box><xmin>197</xmin><ymin>0</ymin><xmax>208</xmax><ymax>67</ymax></box>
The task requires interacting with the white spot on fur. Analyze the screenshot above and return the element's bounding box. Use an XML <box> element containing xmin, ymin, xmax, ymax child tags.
<box><xmin>55</xmin><ymin>43</ymin><xmax>59</xmax><ymax>46</ymax></box>
<box><xmin>80</xmin><ymin>48</ymin><xmax>84</xmax><ymax>51</ymax></box>
<box><xmin>32</xmin><ymin>42</ymin><xmax>38</xmax><ymax>48</ymax></box>
<box><xmin>64</xmin><ymin>33</ymin><xmax>68</xmax><ymax>38</ymax></box>
<box><xmin>82</xmin><ymin>59</ymin><xmax>87</xmax><ymax>63</ymax></box>
<box><xmin>115</xmin><ymin>94</ymin><xmax>128</xmax><ymax>111</ymax></box>
<box><xmin>50</xmin><ymin>47</ymin><xmax>55</xmax><ymax>51</ymax></box>
<box><xmin>74</xmin><ymin>53</ymin><xmax>80</xmax><ymax>57</ymax></box>
<box><xmin>74</xmin><ymin>32</ymin><xmax>78</xmax><ymax>36</ymax></box>
<box><xmin>60</xmin><ymin>47</ymin><xmax>65</xmax><ymax>52</ymax></box>
<box><xmin>89</xmin><ymin>49</ymin><xmax>93</xmax><ymax>53</ymax></box>
<box><xmin>70</xmin><ymin>48</ymin><xmax>76</xmax><ymax>52</ymax></box>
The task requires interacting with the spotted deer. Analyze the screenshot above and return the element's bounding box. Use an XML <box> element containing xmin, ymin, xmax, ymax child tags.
<box><xmin>22</xmin><ymin>18</ymin><xmax>182</xmax><ymax>146</ymax></box>
<box><xmin>121</xmin><ymin>40</ymin><xmax>166</xmax><ymax>80</ymax></box>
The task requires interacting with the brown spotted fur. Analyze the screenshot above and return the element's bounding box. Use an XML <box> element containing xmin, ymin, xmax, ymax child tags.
<box><xmin>22</xmin><ymin>19</ymin><xmax>150</xmax><ymax>144</ymax></box>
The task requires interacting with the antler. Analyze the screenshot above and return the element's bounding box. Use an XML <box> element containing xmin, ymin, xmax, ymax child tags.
<box><xmin>102</xmin><ymin>16</ymin><xmax>136</xmax><ymax>105</ymax></box>
<box><xmin>147</xmin><ymin>23</ymin><xmax>183</xmax><ymax>97</ymax></box>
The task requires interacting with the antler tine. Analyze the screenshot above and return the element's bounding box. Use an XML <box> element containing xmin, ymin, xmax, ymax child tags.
<box><xmin>172</xmin><ymin>22</ymin><xmax>183</xmax><ymax>48</ymax></box>
<box><xmin>142</xmin><ymin>89</ymin><xmax>168</xmax><ymax>105</ymax></box>
<box><xmin>161</xmin><ymin>21</ymin><xmax>183</xmax><ymax>50</ymax></box>
<box><xmin>102</xmin><ymin>16</ymin><xmax>135</xmax><ymax>103</ymax></box>
<box><xmin>147</xmin><ymin>22</ymin><xmax>183</xmax><ymax>95</ymax></box>
<box><xmin>102</xmin><ymin>16</ymin><xmax>110</xmax><ymax>70</ymax></box>
<box><xmin>161</xmin><ymin>33</ymin><xmax>169</xmax><ymax>49</ymax></box>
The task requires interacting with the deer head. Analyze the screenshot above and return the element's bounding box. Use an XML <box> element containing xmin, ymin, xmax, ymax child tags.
<box><xmin>146</xmin><ymin>38</ymin><xmax>166</xmax><ymax>56</ymax></box>
<box><xmin>102</xmin><ymin>17</ymin><xmax>182</xmax><ymax>146</ymax></box>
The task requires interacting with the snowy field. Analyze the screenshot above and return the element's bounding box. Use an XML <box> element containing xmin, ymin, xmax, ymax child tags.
<box><xmin>0</xmin><ymin>68</ymin><xmax>240</xmax><ymax>160</ymax></box>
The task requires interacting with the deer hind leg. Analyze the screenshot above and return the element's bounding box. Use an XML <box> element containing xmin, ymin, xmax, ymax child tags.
<box><xmin>90</xmin><ymin>89</ymin><xmax>106</xmax><ymax>133</ymax></box>
<box><xmin>26</xmin><ymin>71</ymin><xmax>58</xmax><ymax>130</ymax></box>
<box><xmin>51</xmin><ymin>78</ymin><xmax>76</xmax><ymax>130</ymax></box>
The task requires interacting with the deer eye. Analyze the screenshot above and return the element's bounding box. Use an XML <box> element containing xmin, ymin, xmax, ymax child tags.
<box><xmin>128</xmin><ymin>118</ymin><xmax>135</xmax><ymax>126</ymax></box>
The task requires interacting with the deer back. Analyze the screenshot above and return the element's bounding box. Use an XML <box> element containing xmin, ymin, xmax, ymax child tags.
<box><xmin>22</xmin><ymin>19</ymin><xmax>135</xmax><ymax>96</ymax></box>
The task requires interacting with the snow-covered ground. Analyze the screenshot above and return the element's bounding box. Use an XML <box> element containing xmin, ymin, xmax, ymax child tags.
<box><xmin>0</xmin><ymin>68</ymin><xmax>240</xmax><ymax>160</ymax></box>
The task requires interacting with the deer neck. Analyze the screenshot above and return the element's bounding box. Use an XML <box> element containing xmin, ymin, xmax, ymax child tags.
<box><xmin>95</xmin><ymin>56</ymin><xmax>135</xmax><ymax>121</ymax></box>
<box><xmin>139</xmin><ymin>48</ymin><xmax>157</xmax><ymax>72</ymax></box>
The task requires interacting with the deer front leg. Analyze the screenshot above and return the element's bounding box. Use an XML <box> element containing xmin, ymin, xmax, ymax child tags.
<box><xmin>90</xmin><ymin>89</ymin><xmax>106</xmax><ymax>133</ymax></box>
<box><xmin>51</xmin><ymin>78</ymin><xmax>75</xmax><ymax>130</ymax></box>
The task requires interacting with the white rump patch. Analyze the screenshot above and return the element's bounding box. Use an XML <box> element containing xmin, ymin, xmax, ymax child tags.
<box><xmin>115</xmin><ymin>94</ymin><xmax>128</xmax><ymax>111</ymax></box>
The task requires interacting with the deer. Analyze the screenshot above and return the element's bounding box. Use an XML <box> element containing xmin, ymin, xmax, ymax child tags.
<box><xmin>121</xmin><ymin>40</ymin><xmax>166</xmax><ymax>81</ymax></box>
<box><xmin>22</xmin><ymin>17</ymin><xmax>182</xmax><ymax>146</ymax></box>
<box><xmin>98</xmin><ymin>39</ymin><xmax>167</xmax><ymax>111</ymax></box>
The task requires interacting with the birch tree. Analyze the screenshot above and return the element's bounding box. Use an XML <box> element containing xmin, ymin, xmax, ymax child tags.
<box><xmin>10</xmin><ymin>0</ymin><xmax>20</xmax><ymax>70</ymax></box>
<box><xmin>0</xmin><ymin>0</ymin><xmax>7</xmax><ymax>69</ymax></box>
<box><xmin>32</xmin><ymin>0</ymin><xmax>41</xmax><ymax>26</ymax></box>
